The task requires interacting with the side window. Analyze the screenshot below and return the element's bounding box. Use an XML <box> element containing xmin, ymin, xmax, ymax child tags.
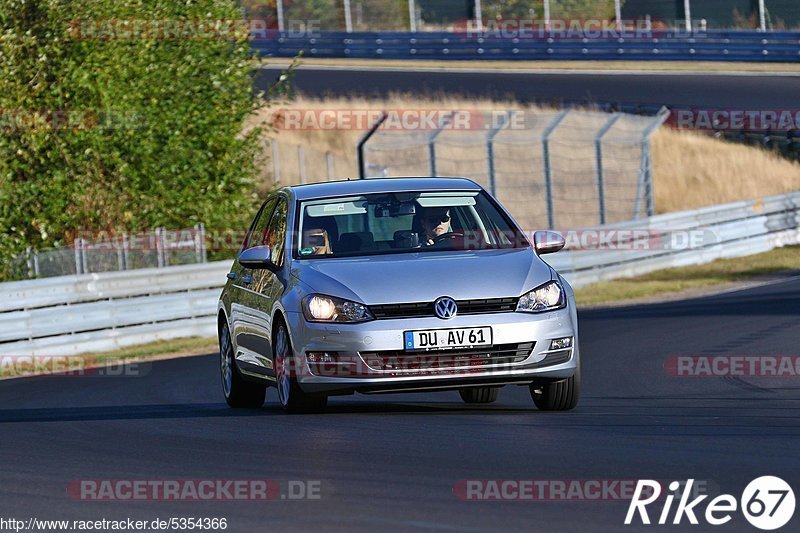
<box><xmin>241</xmin><ymin>198</ymin><xmax>276</xmax><ymax>252</ymax></box>
<box><xmin>264</xmin><ymin>199</ymin><xmax>288</xmax><ymax>267</ymax></box>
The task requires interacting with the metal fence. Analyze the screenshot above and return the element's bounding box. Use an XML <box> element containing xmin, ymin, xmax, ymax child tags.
<box><xmin>13</xmin><ymin>225</ymin><xmax>208</xmax><ymax>279</ymax></box>
<box><xmin>360</xmin><ymin>108</ymin><xmax>669</xmax><ymax>229</ymax></box>
<box><xmin>254</xmin><ymin>1</ymin><xmax>799</xmax><ymax>33</ymax></box>
<box><xmin>265</xmin><ymin>139</ymin><xmax>357</xmax><ymax>185</ymax></box>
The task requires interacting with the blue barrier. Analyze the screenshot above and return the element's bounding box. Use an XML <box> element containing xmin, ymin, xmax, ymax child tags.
<box><xmin>252</xmin><ymin>30</ymin><xmax>800</xmax><ymax>62</ymax></box>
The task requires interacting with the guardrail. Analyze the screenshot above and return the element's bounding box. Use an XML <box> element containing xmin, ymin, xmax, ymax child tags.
<box><xmin>0</xmin><ymin>261</ymin><xmax>231</xmax><ymax>356</ymax></box>
<box><xmin>548</xmin><ymin>191</ymin><xmax>800</xmax><ymax>286</ymax></box>
<box><xmin>253</xmin><ymin>30</ymin><xmax>800</xmax><ymax>62</ymax></box>
<box><xmin>1</xmin><ymin>191</ymin><xmax>797</xmax><ymax>356</ymax></box>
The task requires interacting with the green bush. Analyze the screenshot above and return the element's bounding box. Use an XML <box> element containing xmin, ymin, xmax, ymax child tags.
<box><xmin>0</xmin><ymin>0</ymin><xmax>269</xmax><ymax>279</ymax></box>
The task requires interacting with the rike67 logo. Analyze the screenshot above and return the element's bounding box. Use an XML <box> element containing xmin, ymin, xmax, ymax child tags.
<box><xmin>626</xmin><ymin>477</ymin><xmax>795</xmax><ymax>530</ymax></box>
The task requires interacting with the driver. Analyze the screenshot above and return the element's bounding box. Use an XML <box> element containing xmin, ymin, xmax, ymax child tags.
<box><xmin>419</xmin><ymin>207</ymin><xmax>452</xmax><ymax>246</ymax></box>
<box><xmin>302</xmin><ymin>227</ymin><xmax>332</xmax><ymax>256</ymax></box>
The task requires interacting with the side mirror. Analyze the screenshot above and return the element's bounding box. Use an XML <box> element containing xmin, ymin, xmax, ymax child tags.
<box><xmin>238</xmin><ymin>245</ymin><xmax>277</xmax><ymax>270</ymax></box>
<box><xmin>533</xmin><ymin>230</ymin><xmax>566</xmax><ymax>255</ymax></box>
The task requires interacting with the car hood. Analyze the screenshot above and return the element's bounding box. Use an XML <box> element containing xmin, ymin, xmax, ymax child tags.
<box><xmin>292</xmin><ymin>248</ymin><xmax>554</xmax><ymax>305</ymax></box>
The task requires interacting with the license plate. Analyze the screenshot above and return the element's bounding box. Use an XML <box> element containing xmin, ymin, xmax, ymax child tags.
<box><xmin>404</xmin><ymin>327</ymin><xmax>492</xmax><ymax>351</ymax></box>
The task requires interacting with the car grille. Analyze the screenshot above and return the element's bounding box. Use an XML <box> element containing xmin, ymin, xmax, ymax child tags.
<box><xmin>360</xmin><ymin>342</ymin><xmax>534</xmax><ymax>372</ymax></box>
<box><xmin>369</xmin><ymin>297</ymin><xmax>518</xmax><ymax>319</ymax></box>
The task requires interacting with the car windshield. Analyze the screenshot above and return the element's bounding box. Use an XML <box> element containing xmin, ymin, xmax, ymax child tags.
<box><xmin>297</xmin><ymin>190</ymin><xmax>528</xmax><ymax>259</ymax></box>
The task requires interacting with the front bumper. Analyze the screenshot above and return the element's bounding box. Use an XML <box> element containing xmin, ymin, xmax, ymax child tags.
<box><xmin>286</xmin><ymin>306</ymin><xmax>579</xmax><ymax>394</ymax></box>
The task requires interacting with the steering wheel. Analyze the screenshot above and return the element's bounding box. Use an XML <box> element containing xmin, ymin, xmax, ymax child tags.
<box><xmin>432</xmin><ymin>231</ymin><xmax>464</xmax><ymax>245</ymax></box>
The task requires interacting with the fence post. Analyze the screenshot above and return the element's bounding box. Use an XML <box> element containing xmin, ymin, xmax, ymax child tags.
<box><xmin>73</xmin><ymin>238</ymin><xmax>82</xmax><ymax>275</ymax></box>
<box><xmin>543</xmin><ymin>0</ymin><xmax>551</xmax><ymax>30</ymax></box>
<box><xmin>683</xmin><ymin>0</ymin><xmax>692</xmax><ymax>32</ymax></box>
<box><xmin>473</xmin><ymin>0</ymin><xmax>482</xmax><ymax>30</ymax></box>
<box><xmin>427</xmin><ymin>112</ymin><xmax>452</xmax><ymax>177</ymax></box>
<box><xmin>276</xmin><ymin>0</ymin><xmax>285</xmax><ymax>33</ymax></box>
<box><xmin>194</xmin><ymin>223</ymin><xmax>203</xmax><ymax>263</ymax></box>
<box><xmin>25</xmin><ymin>247</ymin><xmax>34</xmax><ymax>278</ymax></box>
<box><xmin>298</xmin><ymin>145</ymin><xmax>306</xmax><ymax>184</ymax></box>
<box><xmin>116</xmin><ymin>236</ymin><xmax>124</xmax><ymax>271</ymax></box>
<box><xmin>81</xmin><ymin>238</ymin><xmax>89</xmax><ymax>274</ymax></box>
<box><xmin>33</xmin><ymin>250</ymin><xmax>40</xmax><ymax>277</ymax></box>
<box><xmin>758</xmin><ymin>0</ymin><xmax>766</xmax><ymax>31</ymax></box>
<box><xmin>199</xmin><ymin>223</ymin><xmax>207</xmax><ymax>262</ymax></box>
<box><xmin>122</xmin><ymin>233</ymin><xmax>129</xmax><ymax>270</ymax></box>
<box><xmin>486</xmin><ymin>111</ymin><xmax>512</xmax><ymax>198</ymax></box>
<box><xmin>635</xmin><ymin>107</ymin><xmax>670</xmax><ymax>218</ymax></box>
<box><xmin>594</xmin><ymin>114</ymin><xmax>622</xmax><ymax>225</ymax></box>
<box><xmin>271</xmin><ymin>140</ymin><xmax>281</xmax><ymax>184</ymax></box>
<box><xmin>343</xmin><ymin>0</ymin><xmax>353</xmax><ymax>32</ymax></box>
<box><xmin>156</xmin><ymin>228</ymin><xmax>165</xmax><ymax>268</ymax></box>
<box><xmin>408</xmin><ymin>0</ymin><xmax>417</xmax><ymax>32</ymax></box>
<box><xmin>358</xmin><ymin>112</ymin><xmax>388</xmax><ymax>179</ymax></box>
<box><xmin>326</xmin><ymin>151</ymin><xmax>335</xmax><ymax>181</ymax></box>
<box><xmin>541</xmin><ymin>110</ymin><xmax>569</xmax><ymax>229</ymax></box>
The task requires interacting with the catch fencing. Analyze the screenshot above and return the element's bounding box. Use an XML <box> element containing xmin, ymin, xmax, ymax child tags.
<box><xmin>1</xmin><ymin>191</ymin><xmax>797</xmax><ymax>356</ymax></box>
<box><xmin>361</xmin><ymin>108</ymin><xmax>669</xmax><ymax>229</ymax></box>
<box><xmin>11</xmin><ymin>225</ymin><xmax>208</xmax><ymax>280</ymax></box>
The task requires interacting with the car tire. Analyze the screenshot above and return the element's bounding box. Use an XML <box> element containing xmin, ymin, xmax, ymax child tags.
<box><xmin>458</xmin><ymin>387</ymin><xmax>500</xmax><ymax>404</ymax></box>
<box><xmin>273</xmin><ymin>321</ymin><xmax>328</xmax><ymax>414</ymax></box>
<box><xmin>530</xmin><ymin>364</ymin><xmax>580</xmax><ymax>411</ymax></box>
<box><xmin>219</xmin><ymin>321</ymin><xmax>266</xmax><ymax>408</ymax></box>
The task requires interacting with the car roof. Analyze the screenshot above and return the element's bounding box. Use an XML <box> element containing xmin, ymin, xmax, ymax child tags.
<box><xmin>284</xmin><ymin>177</ymin><xmax>483</xmax><ymax>201</ymax></box>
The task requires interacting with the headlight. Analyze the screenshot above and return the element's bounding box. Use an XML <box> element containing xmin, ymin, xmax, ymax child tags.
<box><xmin>516</xmin><ymin>281</ymin><xmax>565</xmax><ymax>313</ymax></box>
<box><xmin>302</xmin><ymin>294</ymin><xmax>374</xmax><ymax>323</ymax></box>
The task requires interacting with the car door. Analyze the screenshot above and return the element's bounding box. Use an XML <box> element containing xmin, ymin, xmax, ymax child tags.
<box><xmin>230</xmin><ymin>197</ymin><xmax>276</xmax><ymax>376</ymax></box>
<box><xmin>234</xmin><ymin>196</ymin><xmax>289</xmax><ymax>378</ymax></box>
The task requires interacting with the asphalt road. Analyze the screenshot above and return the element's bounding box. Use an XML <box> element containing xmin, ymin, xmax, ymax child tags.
<box><xmin>256</xmin><ymin>65</ymin><xmax>800</xmax><ymax>109</ymax></box>
<box><xmin>1</xmin><ymin>276</ymin><xmax>798</xmax><ymax>531</ymax></box>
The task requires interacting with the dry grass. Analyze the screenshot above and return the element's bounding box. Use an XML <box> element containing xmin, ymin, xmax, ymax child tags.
<box><xmin>651</xmin><ymin>128</ymin><xmax>800</xmax><ymax>212</ymax></box>
<box><xmin>253</xmin><ymin>95</ymin><xmax>800</xmax><ymax>221</ymax></box>
<box><xmin>575</xmin><ymin>246</ymin><xmax>800</xmax><ymax>305</ymax></box>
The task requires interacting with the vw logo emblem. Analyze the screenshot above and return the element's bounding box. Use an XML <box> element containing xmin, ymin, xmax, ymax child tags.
<box><xmin>434</xmin><ymin>297</ymin><xmax>458</xmax><ymax>320</ymax></box>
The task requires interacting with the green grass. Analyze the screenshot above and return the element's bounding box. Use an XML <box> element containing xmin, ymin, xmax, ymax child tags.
<box><xmin>83</xmin><ymin>336</ymin><xmax>217</xmax><ymax>365</ymax></box>
<box><xmin>575</xmin><ymin>246</ymin><xmax>800</xmax><ymax>305</ymax></box>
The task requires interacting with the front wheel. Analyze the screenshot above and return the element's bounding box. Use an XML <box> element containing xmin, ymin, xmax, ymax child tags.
<box><xmin>219</xmin><ymin>321</ymin><xmax>266</xmax><ymax>408</ymax></box>
<box><xmin>530</xmin><ymin>364</ymin><xmax>580</xmax><ymax>411</ymax></box>
<box><xmin>273</xmin><ymin>321</ymin><xmax>328</xmax><ymax>414</ymax></box>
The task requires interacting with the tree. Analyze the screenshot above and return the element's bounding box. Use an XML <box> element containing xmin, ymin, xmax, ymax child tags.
<box><xmin>0</xmin><ymin>0</ymin><xmax>267</xmax><ymax>278</ymax></box>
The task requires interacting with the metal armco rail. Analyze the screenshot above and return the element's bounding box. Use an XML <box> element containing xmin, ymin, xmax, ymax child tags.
<box><xmin>252</xmin><ymin>30</ymin><xmax>800</xmax><ymax>62</ymax></box>
<box><xmin>1</xmin><ymin>191</ymin><xmax>798</xmax><ymax>356</ymax></box>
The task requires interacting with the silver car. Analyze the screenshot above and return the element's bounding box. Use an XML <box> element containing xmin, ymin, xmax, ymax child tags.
<box><xmin>217</xmin><ymin>177</ymin><xmax>579</xmax><ymax>413</ymax></box>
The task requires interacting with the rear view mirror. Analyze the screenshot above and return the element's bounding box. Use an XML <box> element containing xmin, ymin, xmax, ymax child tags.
<box><xmin>533</xmin><ymin>231</ymin><xmax>566</xmax><ymax>255</ymax></box>
<box><xmin>238</xmin><ymin>245</ymin><xmax>277</xmax><ymax>270</ymax></box>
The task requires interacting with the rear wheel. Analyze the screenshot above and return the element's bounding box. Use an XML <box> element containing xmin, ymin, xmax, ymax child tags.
<box><xmin>459</xmin><ymin>387</ymin><xmax>500</xmax><ymax>404</ymax></box>
<box><xmin>219</xmin><ymin>321</ymin><xmax>266</xmax><ymax>408</ymax></box>
<box><xmin>530</xmin><ymin>365</ymin><xmax>580</xmax><ymax>411</ymax></box>
<box><xmin>273</xmin><ymin>321</ymin><xmax>328</xmax><ymax>414</ymax></box>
